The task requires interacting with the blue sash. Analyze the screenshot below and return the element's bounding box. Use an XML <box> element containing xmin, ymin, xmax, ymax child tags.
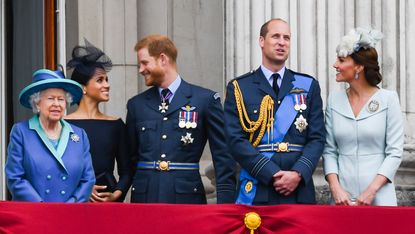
<box><xmin>236</xmin><ymin>74</ymin><xmax>312</xmax><ymax>205</ymax></box>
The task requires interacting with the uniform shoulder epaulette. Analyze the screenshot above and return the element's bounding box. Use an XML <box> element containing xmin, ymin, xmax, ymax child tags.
<box><xmin>289</xmin><ymin>69</ymin><xmax>315</xmax><ymax>80</ymax></box>
<box><xmin>230</xmin><ymin>69</ymin><xmax>256</xmax><ymax>82</ymax></box>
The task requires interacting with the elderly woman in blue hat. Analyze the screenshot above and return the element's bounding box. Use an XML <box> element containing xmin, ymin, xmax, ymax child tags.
<box><xmin>5</xmin><ymin>69</ymin><xmax>95</xmax><ymax>202</ymax></box>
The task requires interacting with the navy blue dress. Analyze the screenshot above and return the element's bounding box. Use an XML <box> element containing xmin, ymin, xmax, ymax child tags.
<box><xmin>66</xmin><ymin>119</ymin><xmax>132</xmax><ymax>201</ymax></box>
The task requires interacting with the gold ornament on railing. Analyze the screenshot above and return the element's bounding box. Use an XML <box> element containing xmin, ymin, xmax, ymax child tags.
<box><xmin>233</xmin><ymin>80</ymin><xmax>274</xmax><ymax>147</ymax></box>
<box><xmin>244</xmin><ymin>212</ymin><xmax>261</xmax><ymax>234</ymax></box>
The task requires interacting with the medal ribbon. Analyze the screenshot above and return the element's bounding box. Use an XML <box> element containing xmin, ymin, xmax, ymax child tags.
<box><xmin>160</xmin><ymin>89</ymin><xmax>173</xmax><ymax>103</ymax></box>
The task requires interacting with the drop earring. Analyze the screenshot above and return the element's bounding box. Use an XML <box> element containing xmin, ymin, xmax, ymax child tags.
<box><xmin>354</xmin><ymin>72</ymin><xmax>359</xmax><ymax>80</ymax></box>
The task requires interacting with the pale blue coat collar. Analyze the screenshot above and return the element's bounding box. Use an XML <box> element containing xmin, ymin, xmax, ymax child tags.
<box><xmin>330</xmin><ymin>88</ymin><xmax>388</xmax><ymax>120</ymax></box>
<box><xmin>29</xmin><ymin>115</ymin><xmax>74</xmax><ymax>171</ymax></box>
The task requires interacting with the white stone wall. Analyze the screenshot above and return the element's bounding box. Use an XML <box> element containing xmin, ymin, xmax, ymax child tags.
<box><xmin>75</xmin><ymin>0</ymin><xmax>139</xmax><ymax>120</ymax></box>
<box><xmin>225</xmin><ymin>0</ymin><xmax>414</xmax><ymax>145</ymax></box>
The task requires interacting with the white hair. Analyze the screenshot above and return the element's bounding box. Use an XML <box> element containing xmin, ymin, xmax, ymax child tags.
<box><xmin>29</xmin><ymin>90</ymin><xmax>73</xmax><ymax>114</ymax></box>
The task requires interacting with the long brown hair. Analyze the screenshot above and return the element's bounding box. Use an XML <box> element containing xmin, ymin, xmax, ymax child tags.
<box><xmin>350</xmin><ymin>47</ymin><xmax>382</xmax><ymax>86</ymax></box>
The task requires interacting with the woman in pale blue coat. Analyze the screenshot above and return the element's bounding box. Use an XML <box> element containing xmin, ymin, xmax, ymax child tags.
<box><xmin>323</xmin><ymin>28</ymin><xmax>403</xmax><ymax>206</ymax></box>
<box><xmin>5</xmin><ymin>69</ymin><xmax>95</xmax><ymax>202</ymax></box>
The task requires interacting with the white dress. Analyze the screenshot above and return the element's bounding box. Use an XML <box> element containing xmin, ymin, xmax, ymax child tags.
<box><xmin>323</xmin><ymin>89</ymin><xmax>403</xmax><ymax>206</ymax></box>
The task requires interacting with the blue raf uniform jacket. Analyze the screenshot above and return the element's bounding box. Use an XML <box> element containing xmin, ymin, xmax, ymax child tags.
<box><xmin>224</xmin><ymin>68</ymin><xmax>325</xmax><ymax>204</ymax></box>
<box><xmin>126</xmin><ymin>79</ymin><xmax>236</xmax><ymax>204</ymax></box>
<box><xmin>5</xmin><ymin>115</ymin><xmax>95</xmax><ymax>202</ymax></box>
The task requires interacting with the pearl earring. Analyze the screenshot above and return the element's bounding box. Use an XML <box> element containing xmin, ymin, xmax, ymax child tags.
<box><xmin>354</xmin><ymin>72</ymin><xmax>359</xmax><ymax>80</ymax></box>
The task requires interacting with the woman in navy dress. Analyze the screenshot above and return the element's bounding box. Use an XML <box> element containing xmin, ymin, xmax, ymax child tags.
<box><xmin>65</xmin><ymin>39</ymin><xmax>132</xmax><ymax>202</ymax></box>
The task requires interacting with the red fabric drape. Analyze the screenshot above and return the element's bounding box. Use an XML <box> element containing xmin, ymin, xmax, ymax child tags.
<box><xmin>0</xmin><ymin>201</ymin><xmax>414</xmax><ymax>234</ymax></box>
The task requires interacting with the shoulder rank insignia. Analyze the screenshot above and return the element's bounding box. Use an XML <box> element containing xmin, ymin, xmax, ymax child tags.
<box><xmin>232</xmin><ymin>69</ymin><xmax>256</xmax><ymax>81</ymax></box>
<box><xmin>213</xmin><ymin>93</ymin><xmax>220</xmax><ymax>100</ymax></box>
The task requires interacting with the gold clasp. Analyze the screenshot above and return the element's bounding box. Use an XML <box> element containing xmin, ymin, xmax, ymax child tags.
<box><xmin>157</xmin><ymin>161</ymin><xmax>170</xmax><ymax>171</ymax></box>
<box><xmin>277</xmin><ymin>142</ymin><xmax>289</xmax><ymax>152</ymax></box>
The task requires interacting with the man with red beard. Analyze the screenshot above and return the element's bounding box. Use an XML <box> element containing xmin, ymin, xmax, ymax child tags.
<box><xmin>224</xmin><ymin>19</ymin><xmax>325</xmax><ymax>205</ymax></box>
<box><xmin>126</xmin><ymin>35</ymin><xmax>236</xmax><ymax>204</ymax></box>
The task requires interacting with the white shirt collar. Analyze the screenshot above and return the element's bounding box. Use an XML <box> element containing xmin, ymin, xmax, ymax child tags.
<box><xmin>158</xmin><ymin>75</ymin><xmax>182</xmax><ymax>101</ymax></box>
<box><xmin>260</xmin><ymin>65</ymin><xmax>286</xmax><ymax>86</ymax></box>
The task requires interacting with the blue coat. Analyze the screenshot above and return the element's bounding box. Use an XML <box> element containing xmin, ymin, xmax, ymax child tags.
<box><xmin>5</xmin><ymin>115</ymin><xmax>95</xmax><ymax>202</ymax></box>
<box><xmin>126</xmin><ymin>79</ymin><xmax>236</xmax><ymax>204</ymax></box>
<box><xmin>323</xmin><ymin>89</ymin><xmax>403</xmax><ymax>205</ymax></box>
<box><xmin>224</xmin><ymin>68</ymin><xmax>325</xmax><ymax>204</ymax></box>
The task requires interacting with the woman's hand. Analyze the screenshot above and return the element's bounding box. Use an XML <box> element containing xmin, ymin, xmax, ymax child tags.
<box><xmin>90</xmin><ymin>185</ymin><xmax>122</xmax><ymax>202</ymax></box>
<box><xmin>356</xmin><ymin>174</ymin><xmax>388</xmax><ymax>206</ymax></box>
<box><xmin>357</xmin><ymin>189</ymin><xmax>376</xmax><ymax>206</ymax></box>
<box><xmin>326</xmin><ymin>173</ymin><xmax>353</xmax><ymax>206</ymax></box>
<box><xmin>329</xmin><ymin>184</ymin><xmax>353</xmax><ymax>206</ymax></box>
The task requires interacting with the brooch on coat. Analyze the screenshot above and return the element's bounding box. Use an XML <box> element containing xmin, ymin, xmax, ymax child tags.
<box><xmin>70</xmin><ymin>133</ymin><xmax>80</xmax><ymax>142</ymax></box>
<box><xmin>367</xmin><ymin>100</ymin><xmax>380</xmax><ymax>113</ymax></box>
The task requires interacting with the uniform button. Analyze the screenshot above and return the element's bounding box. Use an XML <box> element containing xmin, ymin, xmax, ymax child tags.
<box><xmin>162</xmin><ymin>135</ymin><xmax>167</xmax><ymax>140</ymax></box>
<box><xmin>278</xmin><ymin>100</ymin><xmax>281</xmax><ymax>104</ymax></box>
<box><xmin>253</xmin><ymin>110</ymin><xmax>258</xmax><ymax>114</ymax></box>
<box><xmin>46</xmin><ymin>175</ymin><xmax>52</xmax><ymax>180</ymax></box>
<box><xmin>132</xmin><ymin>187</ymin><xmax>135</xmax><ymax>191</ymax></box>
<box><xmin>45</xmin><ymin>189</ymin><xmax>50</xmax><ymax>194</ymax></box>
<box><xmin>161</xmin><ymin>154</ymin><xmax>166</xmax><ymax>158</ymax></box>
<box><xmin>61</xmin><ymin>176</ymin><xmax>67</xmax><ymax>181</ymax></box>
<box><xmin>60</xmin><ymin>190</ymin><xmax>66</xmax><ymax>195</ymax></box>
<box><xmin>193</xmin><ymin>188</ymin><xmax>198</xmax><ymax>192</ymax></box>
<box><xmin>163</xmin><ymin>117</ymin><xmax>168</xmax><ymax>121</ymax></box>
<box><xmin>141</xmin><ymin>127</ymin><xmax>145</xmax><ymax>131</ymax></box>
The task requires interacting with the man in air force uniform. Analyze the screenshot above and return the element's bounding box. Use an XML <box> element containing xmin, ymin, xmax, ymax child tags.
<box><xmin>224</xmin><ymin>19</ymin><xmax>325</xmax><ymax>205</ymax></box>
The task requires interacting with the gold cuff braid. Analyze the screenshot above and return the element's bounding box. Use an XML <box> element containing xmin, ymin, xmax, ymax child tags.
<box><xmin>233</xmin><ymin>80</ymin><xmax>274</xmax><ymax>147</ymax></box>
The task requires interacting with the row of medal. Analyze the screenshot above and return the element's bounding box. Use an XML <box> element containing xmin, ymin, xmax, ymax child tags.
<box><xmin>292</xmin><ymin>93</ymin><xmax>308</xmax><ymax>133</ymax></box>
<box><xmin>292</xmin><ymin>93</ymin><xmax>307</xmax><ymax>112</ymax></box>
<box><xmin>178</xmin><ymin>110</ymin><xmax>198</xmax><ymax>129</ymax></box>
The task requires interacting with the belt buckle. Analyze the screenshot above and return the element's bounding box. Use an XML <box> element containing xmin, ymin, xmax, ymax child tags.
<box><xmin>278</xmin><ymin>142</ymin><xmax>289</xmax><ymax>152</ymax></box>
<box><xmin>157</xmin><ymin>160</ymin><xmax>170</xmax><ymax>171</ymax></box>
